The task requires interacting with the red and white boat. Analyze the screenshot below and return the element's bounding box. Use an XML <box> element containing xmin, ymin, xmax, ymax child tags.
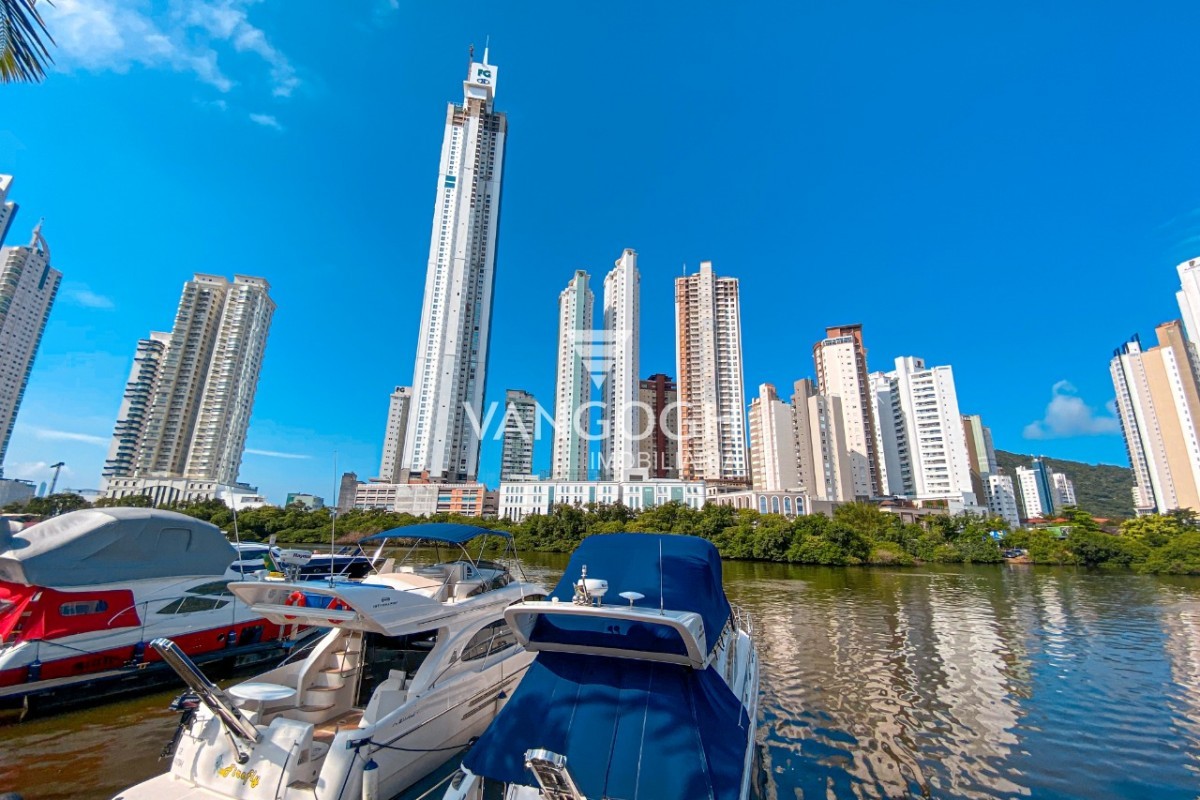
<box><xmin>0</xmin><ymin>507</ymin><xmax>295</xmax><ymax>715</ymax></box>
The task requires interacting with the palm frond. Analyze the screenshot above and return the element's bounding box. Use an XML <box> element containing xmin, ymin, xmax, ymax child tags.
<box><xmin>0</xmin><ymin>0</ymin><xmax>55</xmax><ymax>84</ymax></box>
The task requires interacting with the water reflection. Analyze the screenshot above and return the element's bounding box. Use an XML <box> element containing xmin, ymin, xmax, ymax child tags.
<box><xmin>1</xmin><ymin>560</ymin><xmax>1199</xmax><ymax>800</ymax></box>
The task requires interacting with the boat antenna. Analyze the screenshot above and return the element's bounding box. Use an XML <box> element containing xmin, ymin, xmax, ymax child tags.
<box><xmin>330</xmin><ymin>449</ymin><xmax>337</xmax><ymax>587</ymax></box>
<box><xmin>659</xmin><ymin>539</ymin><xmax>665</xmax><ymax>615</ymax></box>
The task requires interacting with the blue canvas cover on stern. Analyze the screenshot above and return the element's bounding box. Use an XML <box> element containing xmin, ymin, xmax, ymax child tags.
<box><xmin>463</xmin><ymin>650</ymin><xmax>751</xmax><ymax>800</ymax></box>
<box><xmin>545</xmin><ymin>533</ymin><xmax>732</xmax><ymax>649</ymax></box>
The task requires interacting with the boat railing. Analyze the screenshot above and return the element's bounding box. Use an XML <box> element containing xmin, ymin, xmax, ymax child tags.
<box><xmin>730</xmin><ymin>603</ymin><xmax>753</xmax><ymax>637</ymax></box>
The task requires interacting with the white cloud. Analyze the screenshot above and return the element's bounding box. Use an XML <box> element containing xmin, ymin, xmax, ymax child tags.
<box><xmin>1023</xmin><ymin>380</ymin><xmax>1121</xmax><ymax>440</ymax></box>
<box><xmin>41</xmin><ymin>0</ymin><xmax>298</xmax><ymax>97</ymax></box>
<box><xmin>62</xmin><ymin>282</ymin><xmax>115</xmax><ymax>309</ymax></box>
<box><xmin>246</xmin><ymin>448</ymin><xmax>311</xmax><ymax>460</ymax></box>
<box><xmin>248</xmin><ymin>112</ymin><xmax>283</xmax><ymax>130</ymax></box>
<box><xmin>28</xmin><ymin>427</ymin><xmax>110</xmax><ymax>447</ymax></box>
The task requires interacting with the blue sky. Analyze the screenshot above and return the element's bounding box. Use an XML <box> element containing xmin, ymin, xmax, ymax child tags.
<box><xmin>3</xmin><ymin>0</ymin><xmax>1199</xmax><ymax>502</ymax></box>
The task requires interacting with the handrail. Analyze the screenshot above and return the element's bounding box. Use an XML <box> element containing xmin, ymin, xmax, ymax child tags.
<box><xmin>150</xmin><ymin>638</ymin><xmax>259</xmax><ymax>745</ymax></box>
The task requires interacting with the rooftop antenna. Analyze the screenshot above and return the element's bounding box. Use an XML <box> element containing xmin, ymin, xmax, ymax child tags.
<box><xmin>483</xmin><ymin>35</ymin><xmax>490</xmax><ymax>65</ymax></box>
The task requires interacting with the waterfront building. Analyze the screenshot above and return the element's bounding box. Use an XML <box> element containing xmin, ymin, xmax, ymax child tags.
<box><xmin>0</xmin><ymin>478</ymin><xmax>34</xmax><ymax>507</ymax></box>
<box><xmin>814</xmin><ymin>324</ymin><xmax>881</xmax><ymax>499</ymax></box>
<box><xmin>337</xmin><ymin>471</ymin><xmax>361</xmax><ymax>512</ymax></box>
<box><xmin>500</xmin><ymin>389</ymin><xmax>537</xmax><ymax>480</ymax></box>
<box><xmin>1176</xmin><ymin>257</ymin><xmax>1200</xmax><ymax>346</ymax></box>
<box><xmin>1110</xmin><ymin>321</ymin><xmax>1200</xmax><ymax>514</ymax></box>
<box><xmin>706</xmin><ymin>488</ymin><xmax>840</xmax><ymax>519</ymax></box>
<box><xmin>355</xmin><ymin>481</ymin><xmax>488</xmax><ymax>516</ymax></box>
<box><xmin>675</xmin><ymin>261</ymin><xmax>748</xmax><ymax>486</ymax></box>
<box><xmin>749</xmin><ymin>383</ymin><xmax>801</xmax><ymax>492</ymax></box>
<box><xmin>107</xmin><ymin>274</ymin><xmax>274</xmax><ymax>489</ymax></box>
<box><xmin>1015</xmin><ymin>461</ymin><xmax>1058</xmax><ymax>519</ymax></box>
<box><xmin>637</xmin><ymin>374</ymin><xmax>679</xmax><ymax>478</ymax></box>
<box><xmin>551</xmin><ymin>270</ymin><xmax>593</xmax><ymax>480</ymax></box>
<box><xmin>984</xmin><ymin>472</ymin><xmax>1022</xmax><ymax>528</ymax></box>
<box><xmin>601</xmin><ymin>249</ymin><xmax>640</xmax><ymax>481</ymax></box>
<box><xmin>0</xmin><ymin>175</ymin><xmax>15</xmax><ymax>246</ymax></box>
<box><xmin>1052</xmin><ymin>471</ymin><xmax>1077</xmax><ymax>508</ymax></box>
<box><xmin>498</xmin><ymin>478</ymin><xmax>705</xmax><ymax>522</ymax></box>
<box><xmin>0</xmin><ymin>223</ymin><xmax>61</xmax><ymax>472</ymax></box>
<box><xmin>403</xmin><ymin>51</ymin><xmax>507</xmax><ymax>483</ymax></box>
<box><xmin>103</xmin><ymin>476</ymin><xmax>270</xmax><ymax>510</ymax></box>
<box><xmin>285</xmin><ymin>492</ymin><xmax>324</xmax><ymax>510</ymax></box>
<box><xmin>872</xmin><ymin>356</ymin><xmax>978</xmax><ymax>507</ymax></box>
<box><xmin>962</xmin><ymin>414</ymin><xmax>998</xmax><ymax>506</ymax></box>
<box><xmin>103</xmin><ymin>333</ymin><xmax>171</xmax><ymax>480</ymax></box>
<box><xmin>377</xmin><ymin>386</ymin><xmax>412</xmax><ymax>483</ymax></box>
<box><xmin>792</xmin><ymin>378</ymin><xmax>855</xmax><ymax>502</ymax></box>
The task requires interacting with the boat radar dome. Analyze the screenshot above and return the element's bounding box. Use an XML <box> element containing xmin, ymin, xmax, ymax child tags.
<box><xmin>572</xmin><ymin>565</ymin><xmax>608</xmax><ymax>606</ymax></box>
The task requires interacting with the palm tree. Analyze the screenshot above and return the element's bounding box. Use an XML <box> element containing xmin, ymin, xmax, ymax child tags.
<box><xmin>1</xmin><ymin>0</ymin><xmax>54</xmax><ymax>84</ymax></box>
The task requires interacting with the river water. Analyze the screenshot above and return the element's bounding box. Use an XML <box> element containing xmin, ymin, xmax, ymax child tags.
<box><xmin>2</xmin><ymin>560</ymin><xmax>1198</xmax><ymax>799</ymax></box>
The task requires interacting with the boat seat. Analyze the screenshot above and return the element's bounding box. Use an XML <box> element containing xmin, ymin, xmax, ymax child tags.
<box><xmin>362</xmin><ymin>669</ymin><xmax>407</xmax><ymax>724</ymax></box>
<box><xmin>453</xmin><ymin>580</ymin><xmax>485</xmax><ymax>599</ymax></box>
<box><xmin>365</xmin><ymin>572</ymin><xmax>444</xmax><ymax>592</ymax></box>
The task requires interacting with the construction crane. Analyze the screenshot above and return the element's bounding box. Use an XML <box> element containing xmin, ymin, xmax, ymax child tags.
<box><xmin>47</xmin><ymin>461</ymin><xmax>64</xmax><ymax>495</ymax></box>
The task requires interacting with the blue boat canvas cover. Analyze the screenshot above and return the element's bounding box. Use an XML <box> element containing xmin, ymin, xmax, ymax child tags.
<box><xmin>544</xmin><ymin>533</ymin><xmax>733</xmax><ymax>649</ymax></box>
<box><xmin>463</xmin><ymin>650</ymin><xmax>751</xmax><ymax>800</ymax></box>
<box><xmin>358</xmin><ymin>522</ymin><xmax>512</xmax><ymax>545</ymax></box>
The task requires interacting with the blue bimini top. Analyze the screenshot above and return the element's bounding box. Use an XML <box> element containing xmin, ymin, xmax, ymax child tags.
<box><xmin>358</xmin><ymin>522</ymin><xmax>510</xmax><ymax>546</ymax></box>
<box><xmin>547</xmin><ymin>533</ymin><xmax>732</xmax><ymax>650</ymax></box>
<box><xmin>463</xmin><ymin>650</ymin><xmax>751</xmax><ymax>800</ymax></box>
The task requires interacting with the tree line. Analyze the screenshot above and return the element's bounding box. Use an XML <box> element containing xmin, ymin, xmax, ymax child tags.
<box><xmin>3</xmin><ymin>492</ymin><xmax>1189</xmax><ymax>575</ymax></box>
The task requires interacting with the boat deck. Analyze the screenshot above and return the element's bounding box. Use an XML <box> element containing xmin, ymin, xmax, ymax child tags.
<box><xmin>312</xmin><ymin>709</ymin><xmax>364</xmax><ymax>744</ymax></box>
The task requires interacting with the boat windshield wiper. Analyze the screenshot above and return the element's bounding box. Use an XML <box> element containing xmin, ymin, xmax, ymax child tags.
<box><xmin>150</xmin><ymin>638</ymin><xmax>259</xmax><ymax>761</ymax></box>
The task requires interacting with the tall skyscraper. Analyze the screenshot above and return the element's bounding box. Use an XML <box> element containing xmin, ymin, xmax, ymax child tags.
<box><xmin>500</xmin><ymin>389</ymin><xmax>536</xmax><ymax>479</ymax></box>
<box><xmin>792</xmin><ymin>379</ymin><xmax>854</xmax><ymax>501</ymax></box>
<box><xmin>551</xmin><ymin>270</ymin><xmax>593</xmax><ymax>480</ymax></box>
<box><xmin>403</xmin><ymin>51</ymin><xmax>507</xmax><ymax>483</ymax></box>
<box><xmin>749</xmin><ymin>383</ymin><xmax>801</xmax><ymax>492</ymax></box>
<box><xmin>114</xmin><ymin>274</ymin><xmax>274</xmax><ymax>485</ymax></box>
<box><xmin>0</xmin><ymin>224</ymin><xmax>61</xmax><ymax>471</ymax></box>
<box><xmin>985</xmin><ymin>473</ymin><xmax>1022</xmax><ymax>528</ymax></box>
<box><xmin>103</xmin><ymin>332</ymin><xmax>170</xmax><ymax>480</ymax></box>
<box><xmin>378</xmin><ymin>386</ymin><xmax>412</xmax><ymax>482</ymax></box>
<box><xmin>675</xmin><ymin>261</ymin><xmax>748</xmax><ymax>485</ymax></box>
<box><xmin>1016</xmin><ymin>464</ymin><xmax>1050</xmax><ymax>519</ymax></box>
<box><xmin>0</xmin><ymin>175</ymin><xmax>16</xmax><ymax>246</ymax></box>
<box><xmin>1176</xmin><ymin>257</ymin><xmax>1200</xmax><ymax>346</ymax></box>
<box><xmin>962</xmin><ymin>414</ymin><xmax>998</xmax><ymax>505</ymax></box>
<box><xmin>601</xmin><ymin>249</ymin><xmax>640</xmax><ymax>481</ymax></box>
<box><xmin>1110</xmin><ymin>320</ymin><xmax>1200</xmax><ymax>514</ymax></box>
<box><xmin>814</xmin><ymin>324</ymin><xmax>881</xmax><ymax>499</ymax></box>
<box><xmin>638</xmin><ymin>374</ymin><xmax>678</xmax><ymax>478</ymax></box>
<box><xmin>1052</xmin><ymin>471</ymin><xmax>1077</xmax><ymax>508</ymax></box>
<box><xmin>872</xmin><ymin>356</ymin><xmax>976</xmax><ymax>506</ymax></box>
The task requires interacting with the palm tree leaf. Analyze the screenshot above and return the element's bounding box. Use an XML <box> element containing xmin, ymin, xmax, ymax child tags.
<box><xmin>0</xmin><ymin>0</ymin><xmax>56</xmax><ymax>84</ymax></box>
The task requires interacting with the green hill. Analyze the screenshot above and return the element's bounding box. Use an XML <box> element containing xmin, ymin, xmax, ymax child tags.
<box><xmin>994</xmin><ymin>450</ymin><xmax>1134</xmax><ymax>520</ymax></box>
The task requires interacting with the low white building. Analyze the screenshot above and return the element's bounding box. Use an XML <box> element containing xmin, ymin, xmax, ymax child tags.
<box><xmin>353</xmin><ymin>482</ymin><xmax>488</xmax><ymax>517</ymax></box>
<box><xmin>705</xmin><ymin>489</ymin><xmax>840</xmax><ymax>519</ymax></box>
<box><xmin>499</xmin><ymin>479</ymin><xmax>705</xmax><ymax>522</ymax></box>
<box><xmin>102</xmin><ymin>476</ymin><xmax>271</xmax><ymax>509</ymax></box>
<box><xmin>0</xmin><ymin>478</ymin><xmax>35</xmax><ymax>507</ymax></box>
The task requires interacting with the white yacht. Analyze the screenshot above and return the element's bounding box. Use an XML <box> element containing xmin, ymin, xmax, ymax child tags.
<box><xmin>114</xmin><ymin>523</ymin><xmax>545</xmax><ymax>800</ymax></box>
<box><xmin>442</xmin><ymin>533</ymin><xmax>760</xmax><ymax>800</ymax></box>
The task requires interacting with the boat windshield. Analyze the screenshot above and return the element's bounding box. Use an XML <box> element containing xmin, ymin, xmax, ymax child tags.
<box><xmin>356</xmin><ymin>629</ymin><xmax>439</xmax><ymax>704</ymax></box>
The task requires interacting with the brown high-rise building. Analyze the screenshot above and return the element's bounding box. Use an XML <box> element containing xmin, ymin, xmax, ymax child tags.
<box><xmin>813</xmin><ymin>323</ymin><xmax>882</xmax><ymax>499</ymax></box>
<box><xmin>638</xmin><ymin>374</ymin><xmax>678</xmax><ymax>478</ymax></box>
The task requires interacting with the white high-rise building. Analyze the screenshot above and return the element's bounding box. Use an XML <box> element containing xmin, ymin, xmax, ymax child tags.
<box><xmin>185</xmin><ymin>276</ymin><xmax>274</xmax><ymax>484</ymax></box>
<box><xmin>749</xmin><ymin>383</ymin><xmax>801</xmax><ymax>492</ymax></box>
<box><xmin>874</xmin><ymin>356</ymin><xmax>977</xmax><ymax>506</ymax></box>
<box><xmin>1015</xmin><ymin>465</ymin><xmax>1047</xmax><ymax>519</ymax></box>
<box><xmin>403</xmin><ymin>52</ymin><xmax>507</xmax><ymax>483</ymax></box>
<box><xmin>675</xmin><ymin>261</ymin><xmax>748</xmax><ymax>485</ymax></box>
<box><xmin>0</xmin><ymin>175</ymin><xmax>16</xmax><ymax>246</ymax></box>
<box><xmin>1052</xmin><ymin>471</ymin><xmax>1076</xmax><ymax>508</ymax></box>
<box><xmin>120</xmin><ymin>274</ymin><xmax>273</xmax><ymax>486</ymax></box>
<box><xmin>551</xmin><ymin>270</ymin><xmax>593</xmax><ymax>480</ymax></box>
<box><xmin>1176</xmin><ymin>257</ymin><xmax>1200</xmax><ymax>346</ymax></box>
<box><xmin>378</xmin><ymin>386</ymin><xmax>412</xmax><ymax>483</ymax></box>
<box><xmin>985</xmin><ymin>473</ymin><xmax>1022</xmax><ymax>529</ymax></box>
<box><xmin>792</xmin><ymin>378</ymin><xmax>855</xmax><ymax>502</ymax></box>
<box><xmin>103</xmin><ymin>332</ymin><xmax>170</xmax><ymax>480</ymax></box>
<box><xmin>0</xmin><ymin>224</ymin><xmax>61</xmax><ymax>471</ymax></box>
<box><xmin>814</xmin><ymin>324</ymin><xmax>881</xmax><ymax>499</ymax></box>
<box><xmin>869</xmin><ymin>371</ymin><xmax>904</xmax><ymax>496</ymax></box>
<box><xmin>1111</xmin><ymin>321</ymin><xmax>1200</xmax><ymax>514</ymax></box>
<box><xmin>601</xmin><ymin>249</ymin><xmax>640</xmax><ymax>481</ymax></box>
<box><xmin>500</xmin><ymin>389</ymin><xmax>537</xmax><ymax>480</ymax></box>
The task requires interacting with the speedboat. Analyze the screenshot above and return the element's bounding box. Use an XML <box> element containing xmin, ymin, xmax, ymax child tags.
<box><xmin>0</xmin><ymin>508</ymin><xmax>295</xmax><ymax>714</ymax></box>
<box><xmin>115</xmin><ymin>523</ymin><xmax>546</xmax><ymax>800</ymax></box>
<box><xmin>231</xmin><ymin>543</ymin><xmax>374</xmax><ymax>580</ymax></box>
<box><xmin>442</xmin><ymin>533</ymin><xmax>760</xmax><ymax>800</ymax></box>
